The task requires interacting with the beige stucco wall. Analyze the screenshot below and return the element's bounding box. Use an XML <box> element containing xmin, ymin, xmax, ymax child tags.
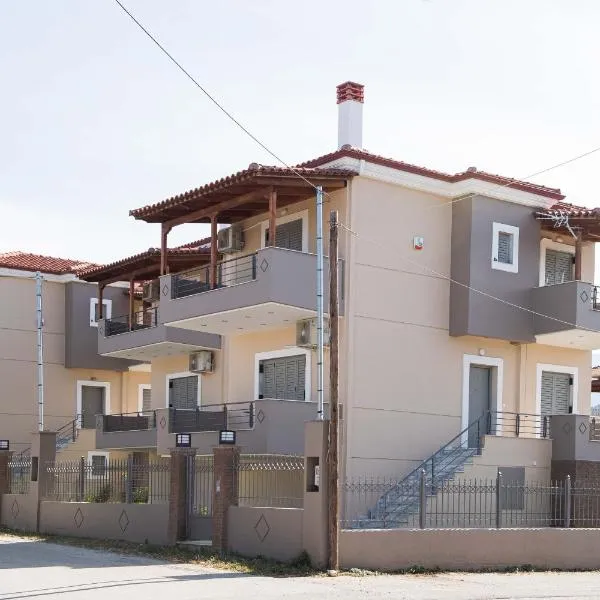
<box><xmin>343</xmin><ymin>176</ymin><xmax>593</xmax><ymax>480</ymax></box>
<box><xmin>0</xmin><ymin>492</ymin><xmax>38</xmax><ymax>532</ymax></box>
<box><xmin>0</xmin><ymin>275</ymin><xmax>149</xmax><ymax>456</ymax></box>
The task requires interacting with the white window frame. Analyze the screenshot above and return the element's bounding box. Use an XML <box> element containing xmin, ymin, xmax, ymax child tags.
<box><xmin>138</xmin><ymin>384</ymin><xmax>152</xmax><ymax>413</ymax></box>
<box><xmin>87</xmin><ymin>451</ymin><xmax>110</xmax><ymax>479</ymax></box>
<box><xmin>254</xmin><ymin>347</ymin><xmax>312</xmax><ymax>402</ymax></box>
<box><xmin>260</xmin><ymin>209</ymin><xmax>309</xmax><ymax>253</ymax></box>
<box><xmin>461</xmin><ymin>355</ymin><xmax>504</xmax><ymax>444</ymax></box>
<box><xmin>538</xmin><ymin>238</ymin><xmax>575</xmax><ymax>287</ymax></box>
<box><xmin>76</xmin><ymin>380</ymin><xmax>111</xmax><ymax>429</ymax></box>
<box><xmin>536</xmin><ymin>363</ymin><xmax>578</xmax><ymax>419</ymax></box>
<box><xmin>165</xmin><ymin>371</ymin><xmax>201</xmax><ymax>409</ymax></box>
<box><xmin>491</xmin><ymin>222</ymin><xmax>519</xmax><ymax>273</ymax></box>
<box><xmin>90</xmin><ymin>298</ymin><xmax>112</xmax><ymax>327</ymax></box>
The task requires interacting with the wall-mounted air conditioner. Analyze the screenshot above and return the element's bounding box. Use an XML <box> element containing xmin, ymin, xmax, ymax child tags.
<box><xmin>217</xmin><ymin>225</ymin><xmax>244</xmax><ymax>253</ymax></box>
<box><xmin>296</xmin><ymin>318</ymin><xmax>330</xmax><ymax>348</ymax></box>
<box><xmin>142</xmin><ymin>279</ymin><xmax>160</xmax><ymax>302</ymax></box>
<box><xmin>189</xmin><ymin>350</ymin><xmax>214</xmax><ymax>373</ymax></box>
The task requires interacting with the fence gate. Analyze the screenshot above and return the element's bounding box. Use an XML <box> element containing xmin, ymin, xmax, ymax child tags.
<box><xmin>186</xmin><ymin>455</ymin><xmax>214</xmax><ymax>541</ymax></box>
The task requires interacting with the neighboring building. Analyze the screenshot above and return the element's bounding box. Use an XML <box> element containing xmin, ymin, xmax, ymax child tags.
<box><xmin>0</xmin><ymin>251</ymin><xmax>150</xmax><ymax>461</ymax></box>
<box><xmin>79</xmin><ymin>82</ymin><xmax>599</xmax><ymax>492</ymax></box>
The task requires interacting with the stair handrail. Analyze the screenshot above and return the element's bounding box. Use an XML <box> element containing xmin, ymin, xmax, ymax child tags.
<box><xmin>17</xmin><ymin>414</ymin><xmax>81</xmax><ymax>458</ymax></box>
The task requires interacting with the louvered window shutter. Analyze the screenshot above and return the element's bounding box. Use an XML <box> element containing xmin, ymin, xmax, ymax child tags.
<box><xmin>497</xmin><ymin>232</ymin><xmax>513</xmax><ymax>264</ymax></box>
<box><xmin>540</xmin><ymin>371</ymin><xmax>571</xmax><ymax>416</ymax></box>
<box><xmin>265</xmin><ymin>219</ymin><xmax>303</xmax><ymax>251</ymax></box>
<box><xmin>258</xmin><ymin>355</ymin><xmax>306</xmax><ymax>401</ymax></box>
<box><xmin>540</xmin><ymin>372</ymin><xmax>554</xmax><ymax>417</ymax></box>
<box><xmin>142</xmin><ymin>388</ymin><xmax>151</xmax><ymax>413</ymax></box>
<box><xmin>545</xmin><ymin>250</ymin><xmax>573</xmax><ymax>285</ymax></box>
<box><xmin>170</xmin><ymin>376</ymin><xmax>197</xmax><ymax>410</ymax></box>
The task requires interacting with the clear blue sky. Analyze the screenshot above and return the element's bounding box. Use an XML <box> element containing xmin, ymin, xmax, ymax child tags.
<box><xmin>2</xmin><ymin>1</ymin><xmax>600</xmax><ymax>263</ymax></box>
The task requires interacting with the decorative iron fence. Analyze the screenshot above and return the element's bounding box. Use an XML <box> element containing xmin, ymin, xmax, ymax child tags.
<box><xmin>8</xmin><ymin>459</ymin><xmax>32</xmax><ymax>494</ymax></box>
<box><xmin>341</xmin><ymin>473</ymin><xmax>600</xmax><ymax>530</ymax></box>
<box><xmin>171</xmin><ymin>253</ymin><xmax>257</xmax><ymax>299</ymax></box>
<box><xmin>102</xmin><ymin>411</ymin><xmax>157</xmax><ymax>432</ymax></box>
<box><xmin>236</xmin><ymin>454</ymin><xmax>305</xmax><ymax>509</ymax></box>
<box><xmin>190</xmin><ymin>455</ymin><xmax>214</xmax><ymax>517</ymax></box>
<box><xmin>170</xmin><ymin>401</ymin><xmax>254</xmax><ymax>434</ymax></box>
<box><xmin>44</xmin><ymin>458</ymin><xmax>170</xmax><ymax>504</ymax></box>
<box><xmin>590</xmin><ymin>417</ymin><xmax>600</xmax><ymax>442</ymax></box>
<box><xmin>105</xmin><ymin>307</ymin><xmax>159</xmax><ymax>337</ymax></box>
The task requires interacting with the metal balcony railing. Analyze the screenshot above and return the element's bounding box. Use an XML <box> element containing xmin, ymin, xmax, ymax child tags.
<box><xmin>171</xmin><ymin>253</ymin><xmax>257</xmax><ymax>299</ymax></box>
<box><xmin>169</xmin><ymin>401</ymin><xmax>255</xmax><ymax>433</ymax></box>
<box><xmin>104</xmin><ymin>307</ymin><xmax>158</xmax><ymax>337</ymax></box>
<box><xmin>102</xmin><ymin>411</ymin><xmax>157</xmax><ymax>432</ymax></box>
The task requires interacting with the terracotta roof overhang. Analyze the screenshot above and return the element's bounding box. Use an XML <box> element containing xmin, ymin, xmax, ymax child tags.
<box><xmin>78</xmin><ymin>247</ymin><xmax>210</xmax><ymax>284</ymax></box>
<box><xmin>129</xmin><ymin>165</ymin><xmax>354</xmax><ymax>224</ymax></box>
<box><xmin>536</xmin><ymin>202</ymin><xmax>600</xmax><ymax>241</ymax></box>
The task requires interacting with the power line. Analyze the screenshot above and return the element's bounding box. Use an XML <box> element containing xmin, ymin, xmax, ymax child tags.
<box><xmin>112</xmin><ymin>0</ymin><xmax>326</xmax><ymax>195</ymax></box>
<box><xmin>339</xmin><ymin>222</ymin><xmax>600</xmax><ymax>335</ymax></box>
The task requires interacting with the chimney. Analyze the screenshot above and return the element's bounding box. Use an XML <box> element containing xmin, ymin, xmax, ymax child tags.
<box><xmin>337</xmin><ymin>81</ymin><xmax>364</xmax><ymax>149</ymax></box>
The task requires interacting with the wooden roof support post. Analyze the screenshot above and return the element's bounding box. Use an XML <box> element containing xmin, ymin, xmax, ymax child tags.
<box><xmin>268</xmin><ymin>189</ymin><xmax>277</xmax><ymax>246</ymax></box>
<box><xmin>575</xmin><ymin>230</ymin><xmax>583</xmax><ymax>281</ymax></box>
<box><xmin>98</xmin><ymin>283</ymin><xmax>105</xmax><ymax>320</ymax></box>
<box><xmin>210</xmin><ymin>214</ymin><xmax>218</xmax><ymax>289</ymax></box>
<box><xmin>160</xmin><ymin>223</ymin><xmax>172</xmax><ymax>275</ymax></box>
<box><xmin>128</xmin><ymin>279</ymin><xmax>135</xmax><ymax>331</ymax></box>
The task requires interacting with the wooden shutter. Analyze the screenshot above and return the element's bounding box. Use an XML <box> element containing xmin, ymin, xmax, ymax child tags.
<box><xmin>545</xmin><ymin>249</ymin><xmax>573</xmax><ymax>285</ymax></box>
<box><xmin>169</xmin><ymin>376</ymin><xmax>198</xmax><ymax>410</ymax></box>
<box><xmin>540</xmin><ymin>371</ymin><xmax>571</xmax><ymax>416</ymax></box>
<box><xmin>497</xmin><ymin>232</ymin><xmax>513</xmax><ymax>264</ymax></box>
<box><xmin>265</xmin><ymin>218</ymin><xmax>303</xmax><ymax>251</ymax></box>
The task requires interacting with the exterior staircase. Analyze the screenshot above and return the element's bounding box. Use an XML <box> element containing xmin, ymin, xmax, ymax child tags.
<box><xmin>356</xmin><ymin>415</ymin><xmax>487</xmax><ymax>528</ymax></box>
<box><xmin>16</xmin><ymin>416</ymin><xmax>80</xmax><ymax>459</ymax></box>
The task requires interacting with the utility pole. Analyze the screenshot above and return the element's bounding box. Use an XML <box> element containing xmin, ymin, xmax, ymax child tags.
<box><xmin>316</xmin><ymin>186</ymin><xmax>325</xmax><ymax>420</ymax></box>
<box><xmin>328</xmin><ymin>210</ymin><xmax>340</xmax><ymax>572</ymax></box>
<box><xmin>35</xmin><ymin>272</ymin><xmax>44</xmax><ymax>432</ymax></box>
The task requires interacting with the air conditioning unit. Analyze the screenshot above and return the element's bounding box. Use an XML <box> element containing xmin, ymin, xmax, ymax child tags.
<box><xmin>217</xmin><ymin>225</ymin><xmax>244</xmax><ymax>253</ymax></box>
<box><xmin>142</xmin><ymin>279</ymin><xmax>160</xmax><ymax>302</ymax></box>
<box><xmin>296</xmin><ymin>318</ymin><xmax>330</xmax><ymax>348</ymax></box>
<box><xmin>189</xmin><ymin>351</ymin><xmax>214</xmax><ymax>373</ymax></box>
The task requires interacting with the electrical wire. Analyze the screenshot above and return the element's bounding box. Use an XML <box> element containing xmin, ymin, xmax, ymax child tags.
<box><xmin>338</xmin><ymin>222</ymin><xmax>600</xmax><ymax>336</ymax></box>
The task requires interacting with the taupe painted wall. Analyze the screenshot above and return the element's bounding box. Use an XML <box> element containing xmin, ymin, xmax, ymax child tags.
<box><xmin>0</xmin><ymin>492</ymin><xmax>38</xmax><ymax>532</ymax></box>
<box><xmin>341</xmin><ymin>529</ymin><xmax>600</xmax><ymax>570</ymax></box>
<box><xmin>228</xmin><ymin>506</ymin><xmax>303</xmax><ymax>561</ymax></box>
<box><xmin>65</xmin><ymin>281</ymin><xmax>136</xmax><ymax>370</ymax></box>
<box><xmin>40</xmin><ymin>501</ymin><xmax>170</xmax><ymax>545</ymax></box>
<box><xmin>450</xmin><ymin>195</ymin><xmax>540</xmax><ymax>342</ymax></box>
<box><xmin>551</xmin><ymin>414</ymin><xmax>600</xmax><ymax>462</ymax></box>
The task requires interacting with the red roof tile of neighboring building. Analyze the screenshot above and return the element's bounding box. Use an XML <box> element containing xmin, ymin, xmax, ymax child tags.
<box><xmin>0</xmin><ymin>251</ymin><xmax>98</xmax><ymax>275</ymax></box>
<box><xmin>298</xmin><ymin>147</ymin><xmax>565</xmax><ymax>200</ymax></box>
<box><xmin>545</xmin><ymin>201</ymin><xmax>600</xmax><ymax>217</ymax></box>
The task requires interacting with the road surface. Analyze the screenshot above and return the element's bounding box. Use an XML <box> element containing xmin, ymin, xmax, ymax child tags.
<box><xmin>1</xmin><ymin>534</ymin><xmax>600</xmax><ymax>599</ymax></box>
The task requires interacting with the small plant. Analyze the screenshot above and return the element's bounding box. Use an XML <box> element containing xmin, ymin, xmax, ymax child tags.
<box><xmin>87</xmin><ymin>484</ymin><xmax>112</xmax><ymax>503</ymax></box>
<box><xmin>132</xmin><ymin>487</ymin><xmax>149</xmax><ymax>504</ymax></box>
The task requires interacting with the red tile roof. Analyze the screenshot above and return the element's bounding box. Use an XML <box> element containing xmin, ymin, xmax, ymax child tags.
<box><xmin>0</xmin><ymin>251</ymin><xmax>98</xmax><ymax>275</ymax></box>
<box><xmin>299</xmin><ymin>147</ymin><xmax>565</xmax><ymax>200</ymax></box>
<box><xmin>545</xmin><ymin>201</ymin><xmax>600</xmax><ymax>217</ymax></box>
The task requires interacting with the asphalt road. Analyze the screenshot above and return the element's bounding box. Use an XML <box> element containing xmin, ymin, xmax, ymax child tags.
<box><xmin>2</xmin><ymin>534</ymin><xmax>600</xmax><ymax>599</ymax></box>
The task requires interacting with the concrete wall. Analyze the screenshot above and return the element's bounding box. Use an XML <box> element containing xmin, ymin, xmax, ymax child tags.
<box><xmin>0</xmin><ymin>492</ymin><xmax>38</xmax><ymax>532</ymax></box>
<box><xmin>551</xmin><ymin>414</ymin><xmax>600</xmax><ymax>462</ymax></box>
<box><xmin>228</xmin><ymin>506</ymin><xmax>303</xmax><ymax>561</ymax></box>
<box><xmin>39</xmin><ymin>501</ymin><xmax>170</xmax><ymax>545</ymax></box>
<box><xmin>341</xmin><ymin>529</ymin><xmax>600</xmax><ymax>571</ymax></box>
<box><xmin>65</xmin><ymin>281</ymin><xmax>136</xmax><ymax>370</ymax></box>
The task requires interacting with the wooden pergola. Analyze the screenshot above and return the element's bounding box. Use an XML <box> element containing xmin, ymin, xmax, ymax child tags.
<box><xmin>129</xmin><ymin>164</ymin><xmax>355</xmax><ymax>285</ymax></box>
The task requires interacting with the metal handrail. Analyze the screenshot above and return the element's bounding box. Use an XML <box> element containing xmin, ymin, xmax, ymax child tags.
<box><xmin>105</xmin><ymin>307</ymin><xmax>158</xmax><ymax>336</ymax></box>
<box><xmin>102</xmin><ymin>411</ymin><xmax>157</xmax><ymax>432</ymax></box>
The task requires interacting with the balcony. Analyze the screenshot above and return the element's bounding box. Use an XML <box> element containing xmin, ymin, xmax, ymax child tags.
<box><xmin>158</xmin><ymin>247</ymin><xmax>343</xmax><ymax>335</ymax></box>
<box><xmin>95</xmin><ymin>412</ymin><xmax>158</xmax><ymax>450</ymax></box>
<box><xmin>531</xmin><ymin>281</ymin><xmax>600</xmax><ymax>349</ymax></box>
<box><xmin>98</xmin><ymin>307</ymin><xmax>221</xmax><ymax>361</ymax></box>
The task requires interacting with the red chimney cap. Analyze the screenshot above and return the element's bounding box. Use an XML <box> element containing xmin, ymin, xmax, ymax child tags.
<box><xmin>336</xmin><ymin>81</ymin><xmax>364</xmax><ymax>104</ymax></box>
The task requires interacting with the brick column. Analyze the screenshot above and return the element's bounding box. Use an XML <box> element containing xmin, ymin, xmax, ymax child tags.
<box><xmin>31</xmin><ymin>432</ymin><xmax>56</xmax><ymax>532</ymax></box>
<box><xmin>212</xmin><ymin>445</ymin><xmax>240</xmax><ymax>554</ymax></box>
<box><xmin>0</xmin><ymin>450</ymin><xmax>10</xmax><ymax>517</ymax></box>
<box><xmin>167</xmin><ymin>448</ymin><xmax>196</xmax><ymax>545</ymax></box>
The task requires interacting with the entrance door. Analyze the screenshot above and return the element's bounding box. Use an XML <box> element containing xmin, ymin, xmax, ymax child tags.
<box><xmin>545</xmin><ymin>249</ymin><xmax>573</xmax><ymax>286</ymax></box>
<box><xmin>259</xmin><ymin>354</ymin><xmax>306</xmax><ymax>401</ymax></box>
<box><xmin>468</xmin><ymin>366</ymin><xmax>491</xmax><ymax>447</ymax></box>
<box><xmin>540</xmin><ymin>371</ymin><xmax>571</xmax><ymax>417</ymax></box>
<box><xmin>81</xmin><ymin>385</ymin><xmax>105</xmax><ymax>429</ymax></box>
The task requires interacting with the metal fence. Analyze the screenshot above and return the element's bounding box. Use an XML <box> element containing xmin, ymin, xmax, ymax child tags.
<box><xmin>190</xmin><ymin>455</ymin><xmax>214</xmax><ymax>517</ymax></box>
<box><xmin>171</xmin><ymin>253</ymin><xmax>257</xmax><ymax>299</ymax></box>
<box><xmin>105</xmin><ymin>307</ymin><xmax>159</xmax><ymax>337</ymax></box>
<box><xmin>8</xmin><ymin>459</ymin><xmax>32</xmax><ymax>494</ymax></box>
<box><xmin>236</xmin><ymin>454</ymin><xmax>305</xmax><ymax>508</ymax></box>
<box><xmin>341</xmin><ymin>473</ymin><xmax>600</xmax><ymax>530</ymax></box>
<box><xmin>102</xmin><ymin>412</ymin><xmax>157</xmax><ymax>432</ymax></box>
<box><xmin>170</xmin><ymin>402</ymin><xmax>254</xmax><ymax>434</ymax></box>
<box><xmin>44</xmin><ymin>458</ymin><xmax>170</xmax><ymax>504</ymax></box>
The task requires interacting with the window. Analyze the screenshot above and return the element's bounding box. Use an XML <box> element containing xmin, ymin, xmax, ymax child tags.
<box><xmin>254</xmin><ymin>348</ymin><xmax>312</xmax><ymax>402</ymax></box>
<box><xmin>90</xmin><ymin>298</ymin><xmax>112</xmax><ymax>327</ymax></box>
<box><xmin>166</xmin><ymin>373</ymin><xmax>200</xmax><ymax>409</ymax></box>
<box><xmin>87</xmin><ymin>451</ymin><xmax>109</xmax><ymax>478</ymax></box>
<box><xmin>260</xmin><ymin>210</ymin><xmax>309</xmax><ymax>253</ymax></box>
<box><xmin>491</xmin><ymin>223</ymin><xmax>519</xmax><ymax>273</ymax></box>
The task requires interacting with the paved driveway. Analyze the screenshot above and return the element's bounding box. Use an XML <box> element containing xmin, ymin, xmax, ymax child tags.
<box><xmin>2</xmin><ymin>534</ymin><xmax>600</xmax><ymax>599</ymax></box>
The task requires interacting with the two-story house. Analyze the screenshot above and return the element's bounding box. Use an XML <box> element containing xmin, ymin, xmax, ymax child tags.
<box><xmin>80</xmin><ymin>82</ymin><xmax>598</xmax><ymax>491</ymax></box>
<box><xmin>0</xmin><ymin>251</ymin><xmax>150</xmax><ymax>462</ymax></box>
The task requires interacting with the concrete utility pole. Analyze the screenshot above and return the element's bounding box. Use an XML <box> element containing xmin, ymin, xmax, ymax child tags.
<box><xmin>328</xmin><ymin>210</ymin><xmax>340</xmax><ymax>572</ymax></box>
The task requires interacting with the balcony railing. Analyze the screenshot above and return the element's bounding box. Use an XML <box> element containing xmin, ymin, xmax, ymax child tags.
<box><xmin>169</xmin><ymin>401</ymin><xmax>255</xmax><ymax>433</ymax></box>
<box><xmin>171</xmin><ymin>254</ymin><xmax>257</xmax><ymax>299</ymax></box>
<box><xmin>102</xmin><ymin>411</ymin><xmax>157</xmax><ymax>432</ymax></box>
<box><xmin>105</xmin><ymin>307</ymin><xmax>158</xmax><ymax>337</ymax></box>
